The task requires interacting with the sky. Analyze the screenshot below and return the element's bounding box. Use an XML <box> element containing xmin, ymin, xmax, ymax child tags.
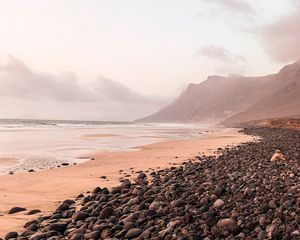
<box><xmin>0</xmin><ymin>0</ymin><xmax>299</xmax><ymax>121</ymax></box>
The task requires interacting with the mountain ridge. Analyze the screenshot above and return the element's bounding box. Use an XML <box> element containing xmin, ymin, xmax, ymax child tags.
<box><xmin>137</xmin><ymin>61</ymin><xmax>300</xmax><ymax>125</ymax></box>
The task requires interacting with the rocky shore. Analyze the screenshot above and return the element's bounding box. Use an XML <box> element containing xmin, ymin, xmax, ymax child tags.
<box><xmin>3</xmin><ymin>127</ymin><xmax>300</xmax><ymax>240</ymax></box>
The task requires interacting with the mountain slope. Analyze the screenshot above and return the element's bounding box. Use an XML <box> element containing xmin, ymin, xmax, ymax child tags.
<box><xmin>223</xmin><ymin>61</ymin><xmax>300</xmax><ymax>125</ymax></box>
<box><xmin>137</xmin><ymin>61</ymin><xmax>300</xmax><ymax>124</ymax></box>
<box><xmin>137</xmin><ymin>74</ymin><xmax>274</xmax><ymax>123</ymax></box>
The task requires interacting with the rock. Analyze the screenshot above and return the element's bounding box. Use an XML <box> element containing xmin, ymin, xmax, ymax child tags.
<box><xmin>5</xmin><ymin>232</ymin><xmax>18</xmax><ymax>240</ymax></box>
<box><xmin>124</xmin><ymin>228</ymin><xmax>142</xmax><ymax>239</ymax></box>
<box><xmin>271</xmin><ymin>149</ymin><xmax>286</xmax><ymax>162</ymax></box>
<box><xmin>92</xmin><ymin>187</ymin><xmax>101</xmax><ymax>194</ymax></box>
<box><xmin>29</xmin><ymin>232</ymin><xmax>55</xmax><ymax>240</ymax></box>
<box><xmin>266</xmin><ymin>224</ymin><xmax>279</xmax><ymax>238</ymax></box>
<box><xmin>170</xmin><ymin>199</ymin><xmax>185</xmax><ymax>207</ymax></box>
<box><xmin>73</xmin><ymin>211</ymin><xmax>89</xmax><ymax>221</ymax></box>
<box><xmin>123</xmin><ymin>222</ymin><xmax>136</xmax><ymax>230</ymax></box>
<box><xmin>56</xmin><ymin>203</ymin><xmax>69</xmax><ymax>212</ymax></box>
<box><xmin>99</xmin><ymin>207</ymin><xmax>113</xmax><ymax>219</ymax></box>
<box><xmin>26</xmin><ymin>223</ymin><xmax>38</xmax><ymax>231</ymax></box>
<box><xmin>20</xmin><ymin>230</ymin><xmax>35</xmax><ymax>237</ymax></box>
<box><xmin>84</xmin><ymin>230</ymin><xmax>100</xmax><ymax>239</ymax></box>
<box><xmin>76</xmin><ymin>193</ymin><xmax>84</xmax><ymax>198</ymax></box>
<box><xmin>257</xmin><ymin>231</ymin><xmax>267</xmax><ymax>240</ymax></box>
<box><xmin>27</xmin><ymin>209</ymin><xmax>41</xmax><ymax>215</ymax></box>
<box><xmin>63</xmin><ymin>199</ymin><xmax>75</xmax><ymax>205</ymax></box>
<box><xmin>217</xmin><ymin>218</ymin><xmax>239</xmax><ymax>235</ymax></box>
<box><xmin>8</xmin><ymin>207</ymin><xmax>26</xmax><ymax>214</ymax></box>
<box><xmin>111</xmin><ymin>187</ymin><xmax>121</xmax><ymax>194</ymax></box>
<box><xmin>291</xmin><ymin>230</ymin><xmax>300</xmax><ymax>237</ymax></box>
<box><xmin>136</xmin><ymin>172</ymin><xmax>147</xmax><ymax>180</ymax></box>
<box><xmin>268</xmin><ymin>199</ymin><xmax>277</xmax><ymax>209</ymax></box>
<box><xmin>101</xmin><ymin>229</ymin><xmax>110</xmax><ymax>238</ymax></box>
<box><xmin>149</xmin><ymin>201</ymin><xmax>160</xmax><ymax>211</ymax></box>
<box><xmin>3</xmin><ymin>127</ymin><xmax>300</xmax><ymax>240</ymax></box>
<box><xmin>24</xmin><ymin>220</ymin><xmax>38</xmax><ymax>229</ymax></box>
<box><xmin>217</xmin><ymin>218</ymin><xmax>236</xmax><ymax>228</ymax></box>
<box><xmin>213</xmin><ymin>199</ymin><xmax>225</xmax><ymax>209</ymax></box>
<box><xmin>48</xmin><ymin>223</ymin><xmax>67</xmax><ymax>233</ymax></box>
<box><xmin>121</xmin><ymin>179</ymin><xmax>132</xmax><ymax>188</ymax></box>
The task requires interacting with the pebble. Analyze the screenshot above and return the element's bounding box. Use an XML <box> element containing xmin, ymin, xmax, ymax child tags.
<box><xmin>124</xmin><ymin>228</ymin><xmax>142</xmax><ymax>239</ymax></box>
<box><xmin>8</xmin><ymin>207</ymin><xmax>26</xmax><ymax>214</ymax></box>
<box><xmin>3</xmin><ymin>127</ymin><xmax>300</xmax><ymax>239</ymax></box>
<box><xmin>5</xmin><ymin>232</ymin><xmax>18</xmax><ymax>240</ymax></box>
<box><xmin>213</xmin><ymin>199</ymin><xmax>225</xmax><ymax>209</ymax></box>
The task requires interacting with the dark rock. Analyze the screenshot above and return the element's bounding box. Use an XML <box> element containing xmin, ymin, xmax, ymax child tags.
<box><xmin>56</xmin><ymin>203</ymin><xmax>69</xmax><ymax>212</ymax></box>
<box><xmin>27</xmin><ymin>209</ymin><xmax>41</xmax><ymax>215</ymax></box>
<box><xmin>63</xmin><ymin>199</ymin><xmax>76</xmax><ymax>205</ymax></box>
<box><xmin>4</xmin><ymin>127</ymin><xmax>300</xmax><ymax>240</ymax></box>
<box><xmin>48</xmin><ymin>223</ymin><xmax>68</xmax><ymax>233</ymax></box>
<box><xmin>5</xmin><ymin>232</ymin><xmax>18</xmax><ymax>240</ymax></box>
<box><xmin>137</xmin><ymin>172</ymin><xmax>147</xmax><ymax>180</ymax></box>
<box><xmin>124</xmin><ymin>228</ymin><xmax>142</xmax><ymax>239</ymax></box>
<box><xmin>92</xmin><ymin>187</ymin><xmax>101</xmax><ymax>194</ymax></box>
<box><xmin>73</xmin><ymin>211</ymin><xmax>90</xmax><ymax>221</ymax></box>
<box><xmin>26</xmin><ymin>223</ymin><xmax>38</xmax><ymax>231</ymax></box>
<box><xmin>99</xmin><ymin>207</ymin><xmax>113</xmax><ymax>219</ymax></box>
<box><xmin>24</xmin><ymin>220</ymin><xmax>38</xmax><ymax>229</ymax></box>
<box><xmin>84</xmin><ymin>230</ymin><xmax>100</xmax><ymax>239</ymax></box>
<box><xmin>121</xmin><ymin>179</ymin><xmax>132</xmax><ymax>188</ymax></box>
<box><xmin>8</xmin><ymin>207</ymin><xmax>26</xmax><ymax>214</ymax></box>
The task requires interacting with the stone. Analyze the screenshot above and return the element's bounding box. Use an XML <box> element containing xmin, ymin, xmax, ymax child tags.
<box><xmin>73</xmin><ymin>211</ymin><xmax>89</xmax><ymax>221</ymax></box>
<box><xmin>99</xmin><ymin>207</ymin><xmax>113</xmax><ymax>219</ymax></box>
<box><xmin>5</xmin><ymin>232</ymin><xmax>18</xmax><ymax>240</ymax></box>
<box><xmin>124</xmin><ymin>228</ymin><xmax>142</xmax><ymax>239</ymax></box>
<box><xmin>213</xmin><ymin>199</ymin><xmax>225</xmax><ymax>209</ymax></box>
<box><xmin>84</xmin><ymin>230</ymin><xmax>100</xmax><ymax>239</ymax></box>
<box><xmin>8</xmin><ymin>207</ymin><xmax>26</xmax><ymax>214</ymax></box>
<box><xmin>27</xmin><ymin>209</ymin><xmax>41</xmax><ymax>215</ymax></box>
<box><xmin>48</xmin><ymin>223</ymin><xmax>68</xmax><ymax>233</ymax></box>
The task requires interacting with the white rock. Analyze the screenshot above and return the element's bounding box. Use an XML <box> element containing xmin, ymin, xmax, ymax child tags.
<box><xmin>213</xmin><ymin>199</ymin><xmax>225</xmax><ymax>209</ymax></box>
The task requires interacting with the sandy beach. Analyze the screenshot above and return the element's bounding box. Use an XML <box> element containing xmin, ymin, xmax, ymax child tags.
<box><xmin>0</xmin><ymin>128</ymin><xmax>253</xmax><ymax>237</ymax></box>
<box><xmin>0</xmin><ymin>158</ymin><xmax>18</xmax><ymax>166</ymax></box>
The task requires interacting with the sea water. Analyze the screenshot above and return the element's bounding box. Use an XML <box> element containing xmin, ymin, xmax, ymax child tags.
<box><xmin>0</xmin><ymin>119</ymin><xmax>215</xmax><ymax>174</ymax></box>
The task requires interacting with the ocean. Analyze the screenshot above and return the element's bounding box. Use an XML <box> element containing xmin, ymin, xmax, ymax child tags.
<box><xmin>0</xmin><ymin>119</ymin><xmax>215</xmax><ymax>174</ymax></box>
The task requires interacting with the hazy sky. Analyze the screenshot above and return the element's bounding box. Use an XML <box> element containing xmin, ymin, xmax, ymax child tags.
<box><xmin>0</xmin><ymin>0</ymin><xmax>299</xmax><ymax>120</ymax></box>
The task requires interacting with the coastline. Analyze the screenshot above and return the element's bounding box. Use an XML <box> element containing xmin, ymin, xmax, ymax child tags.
<box><xmin>0</xmin><ymin>128</ymin><xmax>254</xmax><ymax>237</ymax></box>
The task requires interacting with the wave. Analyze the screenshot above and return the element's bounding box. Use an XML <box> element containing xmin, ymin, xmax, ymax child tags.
<box><xmin>0</xmin><ymin>119</ymin><xmax>132</xmax><ymax>129</ymax></box>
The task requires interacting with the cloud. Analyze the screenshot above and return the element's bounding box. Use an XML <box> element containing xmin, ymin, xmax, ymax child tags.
<box><xmin>259</xmin><ymin>5</ymin><xmax>300</xmax><ymax>62</ymax></box>
<box><xmin>0</xmin><ymin>55</ymin><xmax>95</xmax><ymax>102</ymax></box>
<box><xmin>95</xmin><ymin>77</ymin><xmax>164</xmax><ymax>105</ymax></box>
<box><xmin>0</xmin><ymin>55</ymin><xmax>168</xmax><ymax>120</ymax></box>
<box><xmin>198</xmin><ymin>45</ymin><xmax>246</xmax><ymax>64</ymax></box>
<box><xmin>207</xmin><ymin>0</ymin><xmax>254</xmax><ymax>13</ymax></box>
<box><xmin>0</xmin><ymin>55</ymin><xmax>165</xmax><ymax>105</ymax></box>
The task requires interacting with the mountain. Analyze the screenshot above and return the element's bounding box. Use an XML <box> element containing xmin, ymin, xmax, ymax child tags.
<box><xmin>137</xmin><ymin>61</ymin><xmax>300</xmax><ymax>124</ymax></box>
<box><xmin>223</xmin><ymin>61</ymin><xmax>300</xmax><ymax>125</ymax></box>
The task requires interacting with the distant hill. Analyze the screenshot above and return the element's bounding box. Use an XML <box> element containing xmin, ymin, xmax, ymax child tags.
<box><xmin>240</xmin><ymin>117</ymin><xmax>300</xmax><ymax>131</ymax></box>
<box><xmin>137</xmin><ymin>61</ymin><xmax>300</xmax><ymax>125</ymax></box>
<box><xmin>223</xmin><ymin>61</ymin><xmax>300</xmax><ymax>126</ymax></box>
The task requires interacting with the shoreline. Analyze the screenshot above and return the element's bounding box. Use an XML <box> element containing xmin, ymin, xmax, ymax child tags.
<box><xmin>0</xmin><ymin>128</ymin><xmax>253</xmax><ymax>237</ymax></box>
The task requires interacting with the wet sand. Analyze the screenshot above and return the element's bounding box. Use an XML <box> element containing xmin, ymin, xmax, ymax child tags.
<box><xmin>0</xmin><ymin>128</ymin><xmax>254</xmax><ymax>236</ymax></box>
<box><xmin>80</xmin><ymin>133</ymin><xmax>122</xmax><ymax>140</ymax></box>
<box><xmin>0</xmin><ymin>158</ymin><xmax>18</xmax><ymax>166</ymax></box>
